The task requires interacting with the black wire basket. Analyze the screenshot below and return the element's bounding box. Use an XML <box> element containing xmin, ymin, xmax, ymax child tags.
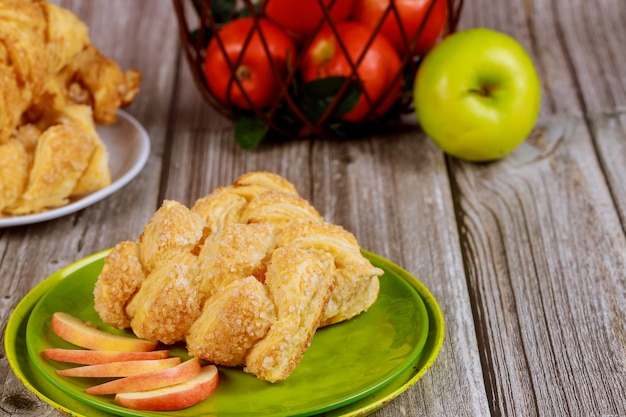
<box><xmin>173</xmin><ymin>0</ymin><xmax>464</xmax><ymax>147</ymax></box>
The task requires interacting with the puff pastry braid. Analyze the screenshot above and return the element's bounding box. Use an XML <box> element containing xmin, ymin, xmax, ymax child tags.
<box><xmin>94</xmin><ymin>171</ymin><xmax>384</xmax><ymax>382</ymax></box>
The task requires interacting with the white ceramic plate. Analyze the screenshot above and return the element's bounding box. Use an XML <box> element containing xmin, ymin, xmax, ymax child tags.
<box><xmin>0</xmin><ymin>110</ymin><xmax>150</xmax><ymax>228</ymax></box>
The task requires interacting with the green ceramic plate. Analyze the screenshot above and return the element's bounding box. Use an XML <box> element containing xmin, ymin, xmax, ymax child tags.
<box><xmin>6</xmin><ymin>249</ymin><xmax>444</xmax><ymax>417</ymax></box>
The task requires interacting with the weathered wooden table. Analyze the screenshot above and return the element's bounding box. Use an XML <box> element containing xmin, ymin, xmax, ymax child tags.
<box><xmin>1</xmin><ymin>1</ymin><xmax>625</xmax><ymax>416</ymax></box>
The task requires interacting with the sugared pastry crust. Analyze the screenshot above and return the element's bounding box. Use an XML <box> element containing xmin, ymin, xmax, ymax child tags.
<box><xmin>240</xmin><ymin>190</ymin><xmax>324</xmax><ymax>228</ymax></box>
<box><xmin>191</xmin><ymin>186</ymin><xmax>248</xmax><ymax>234</ymax></box>
<box><xmin>186</xmin><ymin>276</ymin><xmax>276</xmax><ymax>367</ymax></box>
<box><xmin>244</xmin><ymin>247</ymin><xmax>335</xmax><ymax>382</ymax></box>
<box><xmin>7</xmin><ymin>122</ymin><xmax>95</xmax><ymax>214</ymax></box>
<box><xmin>277</xmin><ymin>221</ymin><xmax>383</xmax><ymax>326</ymax></box>
<box><xmin>138</xmin><ymin>200</ymin><xmax>207</xmax><ymax>271</ymax></box>
<box><xmin>0</xmin><ymin>0</ymin><xmax>141</xmax><ymax>216</ymax></box>
<box><xmin>93</xmin><ymin>241</ymin><xmax>146</xmax><ymax>329</ymax></box>
<box><xmin>128</xmin><ymin>252</ymin><xmax>204</xmax><ymax>345</ymax></box>
<box><xmin>232</xmin><ymin>171</ymin><xmax>299</xmax><ymax>198</ymax></box>
<box><xmin>0</xmin><ymin>140</ymin><xmax>29</xmax><ymax>213</ymax></box>
<box><xmin>94</xmin><ymin>171</ymin><xmax>384</xmax><ymax>382</ymax></box>
<box><xmin>57</xmin><ymin>104</ymin><xmax>111</xmax><ymax>196</ymax></box>
<box><xmin>199</xmin><ymin>222</ymin><xmax>276</xmax><ymax>297</ymax></box>
<box><xmin>190</xmin><ymin>170</ymin><xmax>299</xmax><ymax>232</ymax></box>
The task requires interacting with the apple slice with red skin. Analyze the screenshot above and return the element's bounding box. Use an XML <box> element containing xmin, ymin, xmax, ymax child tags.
<box><xmin>44</xmin><ymin>348</ymin><xmax>170</xmax><ymax>365</ymax></box>
<box><xmin>115</xmin><ymin>365</ymin><xmax>219</xmax><ymax>411</ymax></box>
<box><xmin>51</xmin><ymin>312</ymin><xmax>157</xmax><ymax>352</ymax></box>
<box><xmin>57</xmin><ymin>357</ymin><xmax>180</xmax><ymax>378</ymax></box>
<box><xmin>86</xmin><ymin>357</ymin><xmax>202</xmax><ymax>395</ymax></box>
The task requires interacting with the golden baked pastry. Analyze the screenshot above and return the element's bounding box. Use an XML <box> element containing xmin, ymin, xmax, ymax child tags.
<box><xmin>240</xmin><ymin>190</ymin><xmax>324</xmax><ymax>229</ymax></box>
<box><xmin>54</xmin><ymin>104</ymin><xmax>111</xmax><ymax>196</ymax></box>
<box><xmin>128</xmin><ymin>252</ymin><xmax>204</xmax><ymax>345</ymax></box>
<box><xmin>94</xmin><ymin>172</ymin><xmax>384</xmax><ymax>382</ymax></box>
<box><xmin>190</xmin><ymin>171</ymin><xmax>300</xmax><ymax>233</ymax></box>
<box><xmin>0</xmin><ymin>0</ymin><xmax>141</xmax><ymax>217</ymax></box>
<box><xmin>232</xmin><ymin>171</ymin><xmax>299</xmax><ymax>198</ymax></box>
<box><xmin>244</xmin><ymin>246</ymin><xmax>335</xmax><ymax>382</ymax></box>
<box><xmin>191</xmin><ymin>186</ymin><xmax>248</xmax><ymax>235</ymax></box>
<box><xmin>277</xmin><ymin>221</ymin><xmax>382</xmax><ymax>326</ymax></box>
<box><xmin>7</xmin><ymin>122</ymin><xmax>95</xmax><ymax>214</ymax></box>
<box><xmin>93</xmin><ymin>241</ymin><xmax>146</xmax><ymax>329</ymax></box>
<box><xmin>0</xmin><ymin>140</ymin><xmax>29</xmax><ymax>213</ymax></box>
<box><xmin>198</xmin><ymin>222</ymin><xmax>276</xmax><ymax>297</ymax></box>
<box><xmin>137</xmin><ymin>200</ymin><xmax>207</xmax><ymax>271</ymax></box>
<box><xmin>186</xmin><ymin>276</ymin><xmax>276</xmax><ymax>367</ymax></box>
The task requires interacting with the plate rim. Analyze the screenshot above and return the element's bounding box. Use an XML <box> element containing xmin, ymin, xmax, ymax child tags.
<box><xmin>0</xmin><ymin>110</ymin><xmax>150</xmax><ymax>228</ymax></box>
<box><xmin>5</xmin><ymin>249</ymin><xmax>445</xmax><ymax>417</ymax></box>
<box><xmin>4</xmin><ymin>250</ymin><xmax>110</xmax><ymax>416</ymax></box>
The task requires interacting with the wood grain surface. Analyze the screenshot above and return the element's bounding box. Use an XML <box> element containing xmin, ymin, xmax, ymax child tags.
<box><xmin>1</xmin><ymin>1</ymin><xmax>624</xmax><ymax>416</ymax></box>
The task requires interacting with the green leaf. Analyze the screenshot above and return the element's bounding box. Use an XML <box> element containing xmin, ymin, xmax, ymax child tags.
<box><xmin>301</xmin><ymin>77</ymin><xmax>361</xmax><ymax>120</ymax></box>
<box><xmin>272</xmin><ymin>107</ymin><xmax>301</xmax><ymax>131</ymax></box>
<box><xmin>192</xmin><ymin>0</ymin><xmax>237</xmax><ymax>23</ymax></box>
<box><xmin>234</xmin><ymin>115</ymin><xmax>270</xmax><ymax>150</ymax></box>
<box><xmin>303</xmin><ymin>76</ymin><xmax>346</xmax><ymax>98</ymax></box>
<box><xmin>332</xmin><ymin>83</ymin><xmax>361</xmax><ymax>117</ymax></box>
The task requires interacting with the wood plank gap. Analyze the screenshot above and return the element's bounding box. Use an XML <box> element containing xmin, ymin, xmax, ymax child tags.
<box><xmin>446</xmin><ymin>157</ymin><xmax>503</xmax><ymax>417</ymax></box>
<box><xmin>588</xmin><ymin>111</ymin><xmax>626</xmax><ymax>235</ymax></box>
<box><xmin>158</xmin><ymin>43</ymin><xmax>186</xmax><ymax>206</ymax></box>
<box><xmin>550</xmin><ymin>0</ymin><xmax>589</xmax><ymax>116</ymax></box>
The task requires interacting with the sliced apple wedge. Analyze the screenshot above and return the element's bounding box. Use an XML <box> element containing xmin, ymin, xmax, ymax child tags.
<box><xmin>115</xmin><ymin>365</ymin><xmax>219</xmax><ymax>411</ymax></box>
<box><xmin>44</xmin><ymin>348</ymin><xmax>170</xmax><ymax>365</ymax></box>
<box><xmin>86</xmin><ymin>357</ymin><xmax>202</xmax><ymax>395</ymax></box>
<box><xmin>51</xmin><ymin>312</ymin><xmax>157</xmax><ymax>352</ymax></box>
<box><xmin>57</xmin><ymin>357</ymin><xmax>180</xmax><ymax>378</ymax></box>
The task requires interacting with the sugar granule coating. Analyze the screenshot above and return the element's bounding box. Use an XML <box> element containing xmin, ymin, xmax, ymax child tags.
<box><xmin>244</xmin><ymin>246</ymin><xmax>335</xmax><ymax>382</ymax></box>
<box><xmin>186</xmin><ymin>276</ymin><xmax>276</xmax><ymax>367</ymax></box>
<box><xmin>191</xmin><ymin>186</ymin><xmax>248</xmax><ymax>235</ymax></box>
<box><xmin>93</xmin><ymin>241</ymin><xmax>146</xmax><ymax>329</ymax></box>
<box><xmin>240</xmin><ymin>190</ymin><xmax>324</xmax><ymax>230</ymax></box>
<box><xmin>199</xmin><ymin>222</ymin><xmax>276</xmax><ymax>297</ymax></box>
<box><xmin>277</xmin><ymin>221</ymin><xmax>383</xmax><ymax>326</ymax></box>
<box><xmin>0</xmin><ymin>140</ymin><xmax>29</xmax><ymax>213</ymax></box>
<box><xmin>233</xmin><ymin>171</ymin><xmax>298</xmax><ymax>197</ymax></box>
<box><xmin>128</xmin><ymin>252</ymin><xmax>204</xmax><ymax>345</ymax></box>
<box><xmin>138</xmin><ymin>200</ymin><xmax>206</xmax><ymax>271</ymax></box>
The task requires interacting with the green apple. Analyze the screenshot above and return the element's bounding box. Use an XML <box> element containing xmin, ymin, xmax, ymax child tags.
<box><xmin>414</xmin><ymin>28</ymin><xmax>541</xmax><ymax>162</ymax></box>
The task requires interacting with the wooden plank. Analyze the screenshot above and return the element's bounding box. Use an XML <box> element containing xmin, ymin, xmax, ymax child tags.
<box><xmin>590</xmin><ymin>112</ymin><xmax>626</xmax><ymax>229</ymax></box>
<box><xmin>3</xmin><ymin>0</ymin><xmax>625</xmax><ymax>417</ymax></box>
<box><xmin>449</xmin><ymin>0</ymin><xmax>626</xmax><ymax>415</ymax></box>
<box><xmin>450</xmin><ymin>114</ymin><xmax>626</xmax><ymax>416</ymax></box>
<box><xmin>552</xmin><ymin>0</ymin><xmax>626</xmax><ymax>112</ymax></box>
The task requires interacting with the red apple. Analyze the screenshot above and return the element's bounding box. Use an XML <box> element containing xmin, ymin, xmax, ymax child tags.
<box><xmin>300</xmin><ymin>21</ymin><xmax>402</xmax><ymax>122</ymax></box>
<box><xmin>115</xmin><ymin>365</ymin><xmax>219</xmax><ymax>411</ymax></box>
<box><xmin>263</xmin><ymin>0</ymin><xmax>354</xmax><ymax>42</ymax></box>
<box><xmin>86</xmin><ymin>358</ymin><xmax>202</xmax><ymax>395</ymax></box>
<box><xmin>44</xmin><ymin>348</ymin><xmax>170</xmax><ymax>365</ymax></box>
<box><xmin>56</xmin><ymin>357</ymin><xmax>180</xmax><ymax>378</ymax></box>
<box><xmin>51</xmin><ymin>312</ymin><xmax>157</xmax><ymax>352</ymax></box>
<box><xmin>351</xmin><ymin>0</ymin><xmax>448</xmax><ymax>56</ymax></box>
<box><xmin>204</xmin><ymin>17</ymin><xmax>297</xmax><ymax>111</ymax></box>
